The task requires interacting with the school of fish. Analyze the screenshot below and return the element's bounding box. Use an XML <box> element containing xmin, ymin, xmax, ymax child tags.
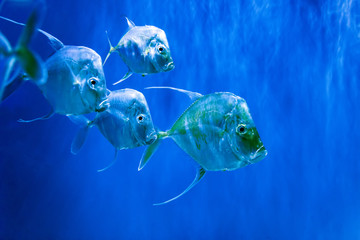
<box><xmin>0</xmin><ymin>5</ymin><xmax>267</xmax><ymax>205</ymax></box>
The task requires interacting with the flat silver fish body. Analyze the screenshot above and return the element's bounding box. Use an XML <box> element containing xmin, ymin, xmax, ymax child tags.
<box><xmin>93</xmin><ymin>89</ymin><xmax>157</xmax><ymax>149</ymax></box>
<box><xmin>104</xmin><ymin>18</ymin><xmax>174</xmax><ymax>83</ymax></box>
<box><xmin>38</xmin><ymin>46</ymin><xmax>107</xmax><ymax>115</ymax></box>
<box><xmin>167</xmin><ymin>92</ymin><xmax>266</xmax><ymax>171</ymax></box>
<box><xmin>117</xmin><ymin>25</ymin><xmax>174</xmax><ymax>74</ymax></box>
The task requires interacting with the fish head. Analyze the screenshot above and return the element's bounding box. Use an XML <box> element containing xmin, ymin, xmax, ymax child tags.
<box><xmin>123</xmin><ymin>89</ymin><xmax>157</xmax><ymax>146</ymax></box>
<box><xmin>225</xmin><ymin>97</ymin><xmax>267</xmax><ymax>164</ymax></box>
<box><xmin>148</xmin><ymin>28</ymin><xmax>174</xmax><ymax>72</ymax></box>
<box><xmin>76</xmin><ymin>48</ymin><xmax>108</xmax><ymax>112</ymax></box>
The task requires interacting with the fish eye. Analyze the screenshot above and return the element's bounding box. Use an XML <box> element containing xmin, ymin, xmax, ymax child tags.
<box><xmin>88</xmin><ymin>77</ymin><xmax>98</xmax><ymax>86</ymax></box>
<box><xmin>137</xmin><ymin>114</ymin><xmax>145</xmax><ymax>123</ymax></box>
<box><xmin>236</xmin><ymin>124</ymin><xmax>247</xmax><ymax>134</ymax></box>
<box><xmin>158</xmin><ymin>46</ymin><xmax>164</xmax><ymax>52</ymax></box>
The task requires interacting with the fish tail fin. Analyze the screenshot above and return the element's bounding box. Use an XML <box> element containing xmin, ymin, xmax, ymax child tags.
<box><xmin>97</xmin><ymin>148</ymin><xmax>118</xmax><ymax>172</ymax></box>
<box><xmin>1</xmin><ymin>12</ymin><xmax>47</xmax><ymax>83</ymax></box>
<box><xmin>138</xmin><ymin>131</ymin><xmax>168</xmax><ymax>171</ymax></box>
<box><xmin>103</xmin><ymin>31</ymin><xmax>116</xmax><ymax>65</ymax></box>
<box><xmin>153</xmin><ymin>167</ymin><xmax>206</xmax><ymax>206</ymax></box>
<box><xmin>68</xmin><ymin>115</ymin><xmax>93</xmax><ymax>155</ymax></box>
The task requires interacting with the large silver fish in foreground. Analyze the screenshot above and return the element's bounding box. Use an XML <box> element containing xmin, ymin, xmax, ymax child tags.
<box><xmin>0</xmin><ymin>11</ymin><xmax>47</xmax><ymax>102</ymax></box>
<box><xmin>139</xmin><ymin>87</ymin><xmax>267</xmax><ymax>205</ymax></box>
<box><xmin>70</xmin><ymin>89</ymin><xmax>157</xmax><ymax>172</ymax></box>
<box><xmin>104</xmin><ymin>17</ymin><xmax>174</xmax><ymax>85</ymax></box>
<box><xmin>0</xmin><ymin>16</ymin><xmax>108</xmax><ymax>121</ymax></box>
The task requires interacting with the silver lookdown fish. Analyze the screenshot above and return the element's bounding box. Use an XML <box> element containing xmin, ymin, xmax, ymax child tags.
<box><xmin>70</xmin><ymin>88</ymin><xmax>157</xmax><ymax>172</ymax></box>
<box><xmin>0</xmin><ymin>16</ymin><xmax>108</xmax><ymax>121</ymax></box>
<box><xmin>139</xmin><ymin>87</ymin><xmax>268</xmax><ymax>205</ymax></box>
<box><xmin>104</xmin><ymin>17</ymin><xmax>174</xmax><ymax>85</ymax></box>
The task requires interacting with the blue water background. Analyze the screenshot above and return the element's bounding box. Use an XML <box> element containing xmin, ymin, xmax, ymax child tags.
<box><xmin>1</xmin><ymin>0</ymin><xmax>360</xmax><ymax>239</ymax></box>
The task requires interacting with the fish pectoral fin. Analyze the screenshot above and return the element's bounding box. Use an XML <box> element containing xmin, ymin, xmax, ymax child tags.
<box><xmin>97</xmin><ymin>149</ymin><xmax>119</xmax><ymax>172</ymax></box>
<box><xmin>18</xmin><ymin>110</ymin><xmax>55</xmax><ymax>123</ymax></box>
<box><xmin>145</xmin><ymin>86</ymin><xmax>203</xmax><ymax>101</ymax></box>
<box><xmin>153</xmin><ymin>166</ymin><xmax>206</xmax><ymax>206</ymax></box>
<box><xmin>113</xmin><ymin>70</ymin><xmax>133</xmax><ymax>85</ymax></box>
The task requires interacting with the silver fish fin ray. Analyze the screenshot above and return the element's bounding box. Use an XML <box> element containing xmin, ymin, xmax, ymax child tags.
<box><xmin>0</xmin><ymin>16</ymin><xmax>64</xmax><ymax>50</ymax></box>
<box><xmin>138</xmin><ymin>135</ymin><xmax>163</xmax><ymax>171</ymax></box>
<box><xmin>153</xmin><ymin>166</ymin><xmax>206</xmax><ymax>206</ymax></box>
<box><xmin>145</xmin><ymin>86</ymin><xmax>203</xmax><ymax>101</ymax></box>
<box><xmin>18</xmin><ymin>110</ymin><xmax>55</xmax><ymax>123</ymax></box>
<box><xmin>97</xmin><ymin>148</ymin><xmax>119</xmax><ymax>172</ymax></box>
<box><xmin>103</xmin><ymin>30</ymin><xmax>115</xmax><ymax>65</ymax></box>
<box><xmin>125</xmin><ymin>17</ymin><xmax>135</xmax><ymax>29</ymax></box>
<box><xmin>113</xmin><ymin>70</ymin><xmax>133</xmax><ymax>85</ymax></box>
<box><xmin>68</xmin><ymin>115</ymin><xmax>93</xmax><ymax>155</ymax></box>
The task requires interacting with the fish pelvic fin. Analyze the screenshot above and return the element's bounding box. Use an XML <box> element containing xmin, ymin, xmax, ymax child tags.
<box><xmin>113</xmin><ymin>70</ymin><xmax>133</xmax><ymax>85</ymax></box>
<box><xmin>138</xmin><ymin>131</ymin><xmax>168</xmax><ymax>171</ymax></box>
<box><xmin>153</xmin><ymin>166</ymin><xmax>206</xmax><ymax>206</ymax></box>
<box><xmin>68</xmin><ymin>115</ymin><xmax>93</xmax><ymax>155</ymax></box>
<box><xmin>97</xmin><ymin>148</ymin><xmax>119</xmax><ymax>172</ymax></box>
<box><xmin>145</xmin><ymin>86</ymin><xmax>203</xmax><ymax>101</ymax></box>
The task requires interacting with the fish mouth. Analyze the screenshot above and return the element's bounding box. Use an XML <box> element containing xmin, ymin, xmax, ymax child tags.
<box><xmin>145</xmin><ymin>131</ymin><xmax>157</xmax><ymax>145</ymax></box>
<box><xmin>164</xmin><ymin>61</ymin><xmax>174</xmax><ymax>71</ymax></box>
<box><xmin>250</xmin><ymin>146</ymin><xmax>268</xmax><ymax>163</ymax></box>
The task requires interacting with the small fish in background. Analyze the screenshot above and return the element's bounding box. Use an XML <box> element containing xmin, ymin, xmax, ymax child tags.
<box><xmin>139</xmin><ymin>87</ymin><xmax>268</xmax><ymax>205</ymax></box>
<box><xmin>70</xmin><ymin>88</ymin><xmax>157</xmax><ymax>172</ymax></box>
<box><xmin>0</xmin><ymin>17</ymin><xmax>108</xmax><ymax>121</ymax></box>
<box><xmin>104</xmin><ymin>17</ymin><xmax>175</xmax><ymax>85</ymax></box>
<box><xmin>0</xmin><ymin>9</ymin><xmax>47</xmax><ymax>102</ymax></box>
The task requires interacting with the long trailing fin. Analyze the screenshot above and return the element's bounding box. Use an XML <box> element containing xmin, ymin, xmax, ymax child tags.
<box><xmin>145</xmin><ymin>86</ymin><xmax>203</xmax><ymax>101</ymax></box>
<box><xmin>113</xmin><ymin>70</ymin><xmax>133</xmax><ymax>85</ymax></box>
<box><xmin>68</xmin><ymin>115</ymin><xmax>92</xmax><ymax>155</ymax></box>
<box><xmin>138</xmin><ymin>135</ymin><xmax>162</xmax><ymax>171</ymax></box>
<box><xmin>0</xmin><ymin>16</ymin><xmax>64</xmax><ymax>50</ymax></box>
<box><xmin>97</xmin><ymin>148</ymin><xmax>119</xmax><ymax>172</ymax></box>
<box><xmin>18</xmin><ymin>110</ymin><xmax>55</xmax><ymax>123</ymax></box>
<box><xmin>153</xmin><ymin>167</ymin><xmax>206</xmax><ymax>206</ymax></box>
<box><xmin>125</xmin><ymin>17</ymin><xmax>135</xmax><ymax>29</ymax></box>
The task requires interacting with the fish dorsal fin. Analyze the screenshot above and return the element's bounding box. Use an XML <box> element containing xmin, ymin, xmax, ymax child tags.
<box><xmin>97</xmin><ymin>148</ymin><xmax>118</xmax><ymax>172</ymax></box>
<box><xmin>153</xmin><ymin>166</ymin><xmax>206</xmax><ymax>206</ymax></box>
<box><xmin>125</xmin><ymin>17</ymin><xmax>135</xmax><ymax>29</ymax></box>
<box><xmin>0</xmin><ymin>16</ymin><xmax>64</xmax><ymax>51</ymax></box>
<box><xmin>37</xmin><ymin>29</ymin><xmax>64</xmax><ymax>51</ymax></box>
<box><xmin>145</xmin><ymin>86</ymin><xmax>203</xmax><ymax>101</ymax></box>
